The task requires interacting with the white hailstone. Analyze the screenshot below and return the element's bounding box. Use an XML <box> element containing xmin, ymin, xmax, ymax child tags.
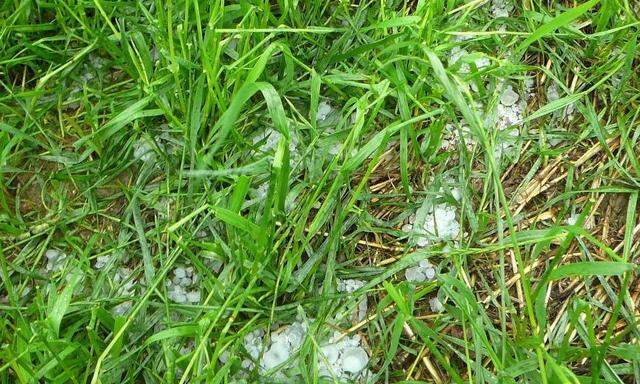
<box><xmin>494</xmin><ymin>129</ymin><xmax>520</xmax><ymax>160</ymax></box>
<box><xmin>154</xmin><ymin>197</ymin><xmax>173</xmax><ymax>219</ymax></box>
<box><xmin>320</xmin><ymin>344</ymin><xmax>341</xmax><ymax>365</ymax></box>
<box><xmin>547</xmin><ymin>82</ymin><xmax>560</xmax><ymax>102</ymax></box>
<box><xmin>185</xmin><ymin>290</ymin><xmax>200</xmax><ymax>303</ymax></box>
<box><xmin>349</xmin><ymin>111</ymin><xmax>358</xmax><ymax>125</ymax></box>
<box><xmin>405</xmin><ymin>266</ymin><xmax>427</xmax><ymax>281</ymax></box>
<box><xmin>405</xmin><ymin>260</ymin><xmax>437</xmax><ymax>283</ymax></box>
<box><xmin>611</xmin><ymin>73</ymin><xmax>623</xmax><ymax>89</ymax></box>
<box><xmin>317</xmin><ymin>101</ymin><xmax>333</xmax><ymax>122</ymax></box>
<box><xmin>243</xmin><ymin>329</ymin><xmax>264</xmax><ymax>360</ymax></box>
<box><xmin>46</xmin><ymin>249</ymin><xmax>60</xmax><ymax>260</ymax></box>
<box><xmin>208</xmin><ymin>259</ymin><xmax>223</xmax><ymax>274</ymax></box>
<box><xmin>565</xmin><ymin>213</ymin><xmax>579</xmax><ymax>226</ymax></box>
<box><xmin>239</xmin><ymin>320</ymin><xmax>370</xmax><ymax>381</ymax></box>
<box><xmin>424</xmin><ymin>204</ymin><xmax>461</xmax><ymax>240</ymax></box>
<box><xmin>448</xmin><ymin>46</ymin><xmax>465</xmax><ymax>65</ymax></box>
<box><xmin>169</xmin><ymin>289</ymin><xmax>186</xmax><ymax>303</ymax></box>
<box><xmin>496</xmin><ymin>85</ymin><xmax>524</xmax><ymax>129</ymax></box>
<box><xmin>150</xmin><ymin>45</ymin><xmax>160</xmax><ymax>63</ymax></box>
<box><xmin>546</xmin><ymin>83</ymin><xmax>576</xmax><ymax>120</ymax></box>
<box><xmin>186</xmin><ymin>290</ymin><xmax>201</xmax><ymax>304</ymax></box>
<box><xmin>429</xmin><ymin>297</ymin><xmax>444</xmax><ymax>313</ymax></box>
<box><xmin>606</xmin><ymin>51</ymin><xmax>623</xmax><ymax>88</ymax></box>
<box><xmin>439</xmin><ymin>180</ymin><xmax>463</xmax><ymax>202</ymax></box>
<box><xmin>261</xmin><ymin>340</ymin><xmax>291</xmax><ymax>370</ymax></box>
<box><xmin>449</xmin><ymin>46</ymin><xmax>470</xmax><ymax>73</ymax></box>
<box><xmin>524</xmin><ymin>76</ymin><xmax>536</xmax><ymax>99</ymax></box>
<box><xmin>565</xmin><ymin>212</ymin><xmax>594</xmax><ymax>230</ymax></box>
<box><xmin>448</xmin><ymin>47</ymin><xmax>490</xmax><ymax>75</ymax></box>
<box><xmin>440</xmin><ymin>123</ymin><xmax>456</xmax><ymax>150</ymax></box>
<box><xmin>94</xmin><ymin>255</ymin><xmax>111</xmax><ymax>269</ymax></box>
<box><xmin>328</xmin><ymin>143</ymin><xmax>358</xmax><ymax>158</ymax></box>
<box><xmin>337</xmin><ymin>279</ymin><xmax>368</xmax><ymax>322</ymax></box>
<box><xmin>241</xmin><ymin>359</ymin><xmax>254</xmax><ymax>370</ymax></box>
<box><xmin>318</xmin><ymin>332</ymin><xmax>369</xmax><ymax>380</ymax></box>
<box><xmin>453</xmin><ymin>34</ymin><xmax>473</xmax><ymax>42</ymax></box>
<box><xmin>404</xmin><ymin>203</ymin><xmax>461</xmax><ymax>247</ymax></box>
<box><xmin>60</xmin><ymin>86</ymin><xmax>83</xmax><ymax>110</ymax></box>
<box><xmin>492</xmin><ymin>85</ymin><xmax>525</xmax><ymax>161</ymax></box>
<box><xmin>451</xmin><ymin>187</ymin><xmax>462</xmax><ymax>202</ymax></box>
<box><xmin>500</xmin><ymin>86</ymin><xmax>520</xmax><ymax>106</ymax></box>
<box><xmin>283</xmin><ymin>322</ymin><xmax>306</xmax><ymax>348</ymax></box>
<box><xmin>112</xmin><ymin>267</ymin><xmax>136</xmax><ymax>315</ymax></box>
<box><xmin>253</xmin><ymin>128</ymin><xmax>299</xmax><ymax>156</ymax></box>
<box><xmin>475</xmin><ymin>57</ymin><xmax>491</xmax><ymax>69</ymax></box>
<box><xmin>337</xmin><ymin>279</ymin><xmax>365</xmax><ymax>292</ymax></box>
<box><xmin>80</xmin><ymin>71</ymin><xmax>95</xmax><ymax>83</ymax></box>
<box><xmin>341</xmin><ymin>347</ymin><xmax>369</xmax><ymax>373</ymax></box>
<box><xmin>114</xmin><ymin>267</ymin><xmax>130</xmax><ymax>284</ymax></box>
<box><xmin>441</xmin><ymin>122</ymin><xmax>475</xmax><ymax>150</ymax></box>
<box><xmin>257</xmin><ymin>321</ymin><xmax>309</xmax><ymax>372</ymax></box>
<box><xmin>79</xmin><ymin>55</ymin><xmax>108</xmax><ymax>83</ymax></box>
<box><xmin>254</xmin><ymin>128</ymin><xmax>281</xmax><ymax>153</ymax></box>
<box><xmin>491</xmin><ymin>0</ymin><xmax>513</xmax><ymax>18</ymax></box>
<box><xmin>21</xmin><ymin>286</ymin><xmax>31</xmax><ymax>298</ymax></box>
<box><xmin>328</xmin><ymin>143</ymin><xmax>339</xmax><ymax>156</ymax></box>
<box><xmin>133</xmin><ymin>139</ymin><xmax>155</xmax><ymax>163</ymax></box>
<box><xmin>496</xmin><ymin>103</ymin><xmax>522</xmax><ymax>129</ymax></box>
<box><xmin>168</xmin><ymin>266</ymin><xmax>201</xmax><ymax>304</ymax></box>
<box><xmin>415</xmin><ymin>237</ymin><xmax>429</xmax><ymax>248</ymax></box>
<box><xmin>254</xmin><ymin>182</ymin><xmax>269</xmax><ymax>201</ymax></box>
<box><xmin>45</xmin><ymin>249</ymin><xmax>67</xmax><ymax>272</ymax></box>
<box><xmin>88</xmin><ymin>55</ymin><xmax>108</xmax><ymax>70</ymax></box>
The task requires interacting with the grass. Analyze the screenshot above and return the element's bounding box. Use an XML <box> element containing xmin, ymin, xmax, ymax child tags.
<box><xmin>1</xmin><ymin>0</ymin><xmax>639</xmax><ymax>383</ymax></box>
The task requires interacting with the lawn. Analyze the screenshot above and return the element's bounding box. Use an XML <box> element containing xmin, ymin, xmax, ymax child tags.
<box><xmin>1</xmin><ymin>0</ymin><xmax>639</xmax><ymax>383</ymax></box>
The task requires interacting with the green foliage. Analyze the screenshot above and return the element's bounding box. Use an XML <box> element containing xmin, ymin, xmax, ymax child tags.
<box><xmin>0</xmin><ymin>0</ymin><xmax>638</xmax><ymax>383</ymax></box>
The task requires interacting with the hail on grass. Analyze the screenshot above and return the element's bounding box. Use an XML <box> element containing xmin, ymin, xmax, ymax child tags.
<box><xmin>337</xmin><ymin>279</ymin><xmax>368</xmax><ymax>322</ymax></box>
<box><xmin>166</xmin><ymin>266</ymin><xmax>201</xmax><ymax>304</ymax></box>
<box><xmin>403</xmin><ymin>204</ymin><xmax>461</xmax><ymax>247</ymax></box>
<box><xmin>405</xmin><ymin>260</ymin><xmax>437</xmax><ymax>283</ymax></box>
<box><xmin>113</xmin><ymin>267</ymin><xmax>136</xmax><ymax>316</ymax></box>
<box><xmin>45</xmin><ymin>249</ymin><xmax>67</xmax><ymax>272</ymax></box>
<box><xmin>235</xmin><ymin>319</ymin><xmax>370</xmax><ymax>381</ymax></box>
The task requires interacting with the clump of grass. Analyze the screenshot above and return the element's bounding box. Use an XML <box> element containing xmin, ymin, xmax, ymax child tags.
<box><xmin>1</xmin><ymin>1</ymin><xmax>639</xmax><ymax>383</ymax></box>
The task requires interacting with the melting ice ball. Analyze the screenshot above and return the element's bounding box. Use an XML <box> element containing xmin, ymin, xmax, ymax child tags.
<box><xmin>405</xmin><ymin>260</ymin><xmax>437</xmax><ymax>283</ymax></box>
<box><xmin>404</xmin><ymin>203</ymin><xmax>461</xmax><ymax>248</ymax></box>
<box><xmin>337</xmin><ymin>279</ymin><xmax>368</xmax><ymax>321</ymax></box>
<box><xmin>429</xmin><ymin>297</ymin><xmax>444</xmax><ymax>313</ymax></box>
<box><xmin>261</xmin><ymin>340</ymin><xmax>291</xmax><ymax>370</ymax></box>
<box><xmin>167</xmin><ymin>266</ymin><xmax>201</xmax><ymax>304</ymax></box>
<box><xmin>341</xmin><ymin>347</ymin><xmax>369</xmax><ymax>373</ymax></box>
<box><xmin>424</xmin><ymin>204</ymin><xmax>461</xmax><ymax>240</ymax></box>
<box><xmin>317</xmin><ymin>101</ymin><xmax>333</xmax><ymax>122</ymax></box>
<box><xmin>45</xmin><ymin>249</ymin><xmax>66</xmax><ymax>272</ymax></box>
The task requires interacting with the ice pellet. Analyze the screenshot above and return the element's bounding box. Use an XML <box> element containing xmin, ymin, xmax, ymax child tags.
<box><xmin>500</xmin><ymin>86</ymin><xmax>520</xmax><ymax>106</ymax></box>
<box><xmin>317</xmin><ymin>101</ymin><xmax>332</xmax><ymax>121</ymax></box>
<box><xmin>341</xmin><ymin>347</ymin><xmax>369</xmax><ymax>373</ymax></box>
